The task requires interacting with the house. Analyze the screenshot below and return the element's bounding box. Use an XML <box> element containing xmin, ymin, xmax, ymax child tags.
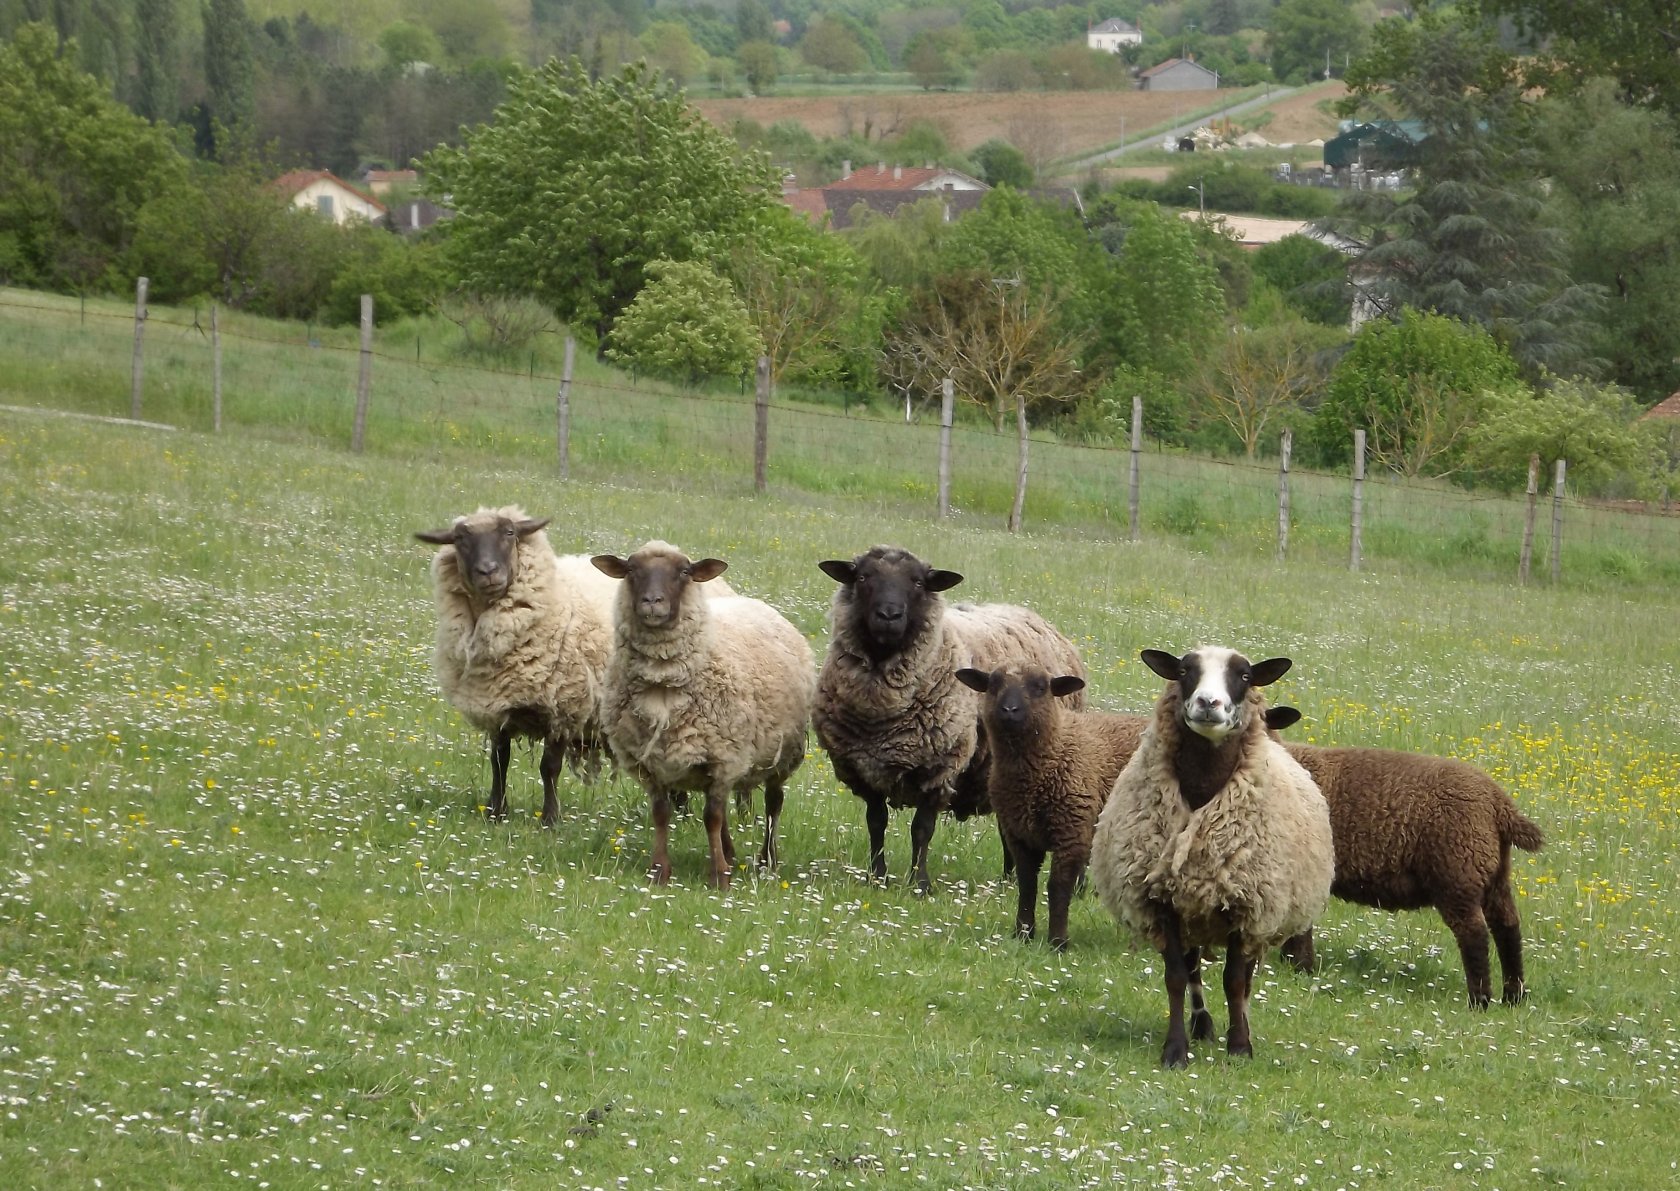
<box><xmin>1139</xmin><ymin>56</ymin><xmax>1219</xmax><ymax>91</ymax></box>
<box><xmin>1323</xmin><ymin>121</ymin><xmax>1424</xmax><ymax>172</ymax></box>
<box><xmin>782</xmin><ymin>167</ymin><xmax>989</xmax><ymax>229</ymax></box>
<box><xmin>363</xmin><ymin>168</ymin><xmax>418</xmax><ymax>196</ymax></box>
<box><xmin>1640</xmin><ymin>391</ymin><xmax>1680</xmax><ymax>422</ymax></box>
<box><xmin>823</xmin><ymin>161</ymin><xmax>988</xmax><ymax>192</ymax></box>
<box><xmin>272</xmin><ymin>170</ymin><xmax>386</xmax><ymax>225</ymax></box>
<box><xmin>1087</xmin><ymin>18</ymin><xmax>1143</xmax><ymax>53</ymax></box>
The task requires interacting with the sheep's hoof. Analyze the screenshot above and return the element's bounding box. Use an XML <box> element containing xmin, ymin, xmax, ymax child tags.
<box><xmin>481</xmin><ymin>802</ymin><xmax>509</xmax><ymax>823</ymax></box>
<box><xmin>1049</xmin><ymin>936</ymin><xmax>1070</xmax><ymax>953</ymax></box>
<box><xmin>709</xmin><ymin>870</ymin><xmax>732</xmax><ymax>891</ymax></box>
<box><xmin>1189</xmin><ymin>1010</ymin><xmax>1216</xmax><ymax>1042</ymax></box>
<box><xmin>1161</xmin><ymin>1039</ymin><xmax>1190</xmax><ymax>1069</ymax></box>
<box><xmin>649</xmin><ymin>864</ymin><xmax>672</xmax><ymax>886</ymax></box>
<box><xmin>539</xmin><ymin>812</ymin><xmax>559</xmax><ymax>829</ymax></box>
<box><xmin>1502</xmin><ymin>980</ymin><xmax>1527</xmax><ymax>1004</ymax></box>
<box><xmin>1467</xmin><ymin>989</ymin><xmax>1492</xmax><ymax>1010</ymax></box>
<box><xmin>1226</xmin><ymin>1041</ymin><xmax>1253</xmax><ymax>1059</ymax></box>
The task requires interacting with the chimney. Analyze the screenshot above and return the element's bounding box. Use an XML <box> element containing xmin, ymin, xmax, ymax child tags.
<box><xmin>893</xmin><ymin>164</ymin><xmax>902</xmax><ymax>180</ymax></box>
<box><xmin>842</xmin><ymin>159</ymin><xmax>851</xmax><ymax>179</ymax></box>
<box><xmin>409</xmin><ymin>201</ymin><xmax>419</xmax><ymax>229</ymax></box>
<box><xmin>782</xmin><ymin>173</ymin><xmax>798</xmax><ymax>196</ymax></box>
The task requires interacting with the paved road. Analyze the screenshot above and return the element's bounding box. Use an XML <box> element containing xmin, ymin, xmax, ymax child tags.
<box><xmin>1064</xmin><ymin>85</ymin><xmax>1301</xmax><ymax>172</ymax></box>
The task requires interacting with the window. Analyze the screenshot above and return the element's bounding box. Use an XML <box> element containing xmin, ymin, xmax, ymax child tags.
<box><xmin>317</xmin><ymin>194</ymin><xmax>335</xmax><ymax>218</ymax></box>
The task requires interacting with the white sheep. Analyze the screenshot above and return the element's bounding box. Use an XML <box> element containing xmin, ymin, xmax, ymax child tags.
<box><xmin>416</xmin><ymin>507</ymin><xmax>619</xmax><ymax>826</ymax></box>
<box><xmin>592</xmin><ymin>541</ymin><xmax>815</xmax><ymax>889</ymax></box>
<box><xmin>812</xmin><ymin>545</ymin><xmax>1087</xmax><ymax>893</ymax></box>
<box><xmin>1090</xmin><ymin>647</ymin><xmax>1333</xmax><ymax>1068</ymax></box>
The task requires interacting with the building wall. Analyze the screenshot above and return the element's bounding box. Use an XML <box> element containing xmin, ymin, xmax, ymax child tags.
<box><xmin>1088</xmin><ymin>31</ymin><xmax>1142</xmax><ymax>52</ymax></box>
<box><xmin>289</xmin><ymin>179</ymin><xmax>383</xmax><ymax>225</ymax></box>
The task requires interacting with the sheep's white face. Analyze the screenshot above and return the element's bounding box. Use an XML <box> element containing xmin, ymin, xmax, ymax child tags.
<box><xmin>1140</xmin><ymin>646</ymin><xmax>1293</xmax><ymax>744</ymax></box>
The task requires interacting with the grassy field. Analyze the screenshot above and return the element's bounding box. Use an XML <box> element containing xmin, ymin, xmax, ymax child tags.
<box><xmin>2</xmin><ymin>329</ymin><xmax>1679</xmax><ymax>1188</ymax></box>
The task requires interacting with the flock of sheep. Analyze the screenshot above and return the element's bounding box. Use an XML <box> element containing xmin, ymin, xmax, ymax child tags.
<box><xmin>415</xmin><ymin>505</ymin><xmax>1545</xmax><ymax>1068</ymax></box>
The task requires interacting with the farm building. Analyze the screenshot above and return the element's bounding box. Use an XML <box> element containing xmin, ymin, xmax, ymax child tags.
<box><xmin>272</xmin><ymin>170</ymin><xmax>386</xmax><ymax>225</ymax></box>
<box><xmin>1139</xmin><ymin>57</ymin><xmax>1219</xmax><ymax>91</ymax></box>
<box><xmin>1323</xmin><ymin>121</ymin><xmax>1424</xmax><ymax>171</ymax></box>
<box><xmin>1088</xmin><ymin>18</ymin><xmax>1143</xmax><ymax>53</ymax></box>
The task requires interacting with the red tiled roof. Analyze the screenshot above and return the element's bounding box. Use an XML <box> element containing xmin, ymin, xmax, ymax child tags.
<box><xmin>365</xmin><ymin>169</ymin><xmax>418</xmax><ymax>185</ymax></box>
<box><xmin>826</xmin><ymin>164</ymin><xmax>965</xmax><ymax>192</ymax></box>
<box><xmin>1642</xmin><ymin>390</ymin><xmax>1680</xmax><ymax>420</ymax></box>
<box><xmin>785</xmin><ymin>189</ymin><xmax>831</xmax><ymax>224</ymax></box>
<box><xmin>270</xmin><ymin>169</ymin><xmax>387</xmax><ymax>212</ymax></box>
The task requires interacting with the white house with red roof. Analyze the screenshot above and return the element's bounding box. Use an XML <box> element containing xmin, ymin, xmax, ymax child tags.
<box><xmin>272</xmin><ymin>170</ymin><xmax>387</xmax><ymax>225</ymax></box>
<box><xmin>825</xmin><ymin>161</ymin><xmax>988</xmax><ymax>192</ymax></box>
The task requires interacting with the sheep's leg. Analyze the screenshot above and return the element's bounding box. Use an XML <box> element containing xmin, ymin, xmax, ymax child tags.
<box><xmin>704</xmin><ymin>786</ymin><xmax>732</xmax><ymax>890</ymax></box>
<box><xmin>908</xmin><ymin>802</ymin><xmax>939</xmax><ymax>895</ymax></box>
<box><xmin>1280</xmin><ymin>929</ymin><xmax>1316</xmax><ymax>973</ymax></box>
<box><xmin>1186</xmin><ymin>948</ymin><xmax>1216</xmax><ymax>1041</ymax></box>
<box><xmin>997</xmin><ymin>819</ymin><xmax>1016</xmax><ymax>879</ymax></box>
<box><xmin>1484</xmin><ymin>874</ymin><xmax>1527</xmax><ymax>1004</ymax></box>
<box><xmin>1011</xmin><ymin>840</ymin><xmax>1044</xmax><ymax>942</ymax></box>
<box><xmin>1045</xmin><ymin>849</ymin><xmax>1084</xmax><ymax>951</ymax></box>
<box><xmin>538</xmin><ymin>739</ymin><xmax>563</xmax><ymax>828</ymax></box>
<box><xmin>485</xmin><ymin>730</ymin><xmax>513</xmax><ymax>821</ymax></box>
<box><xmin>648</xmin><ymin>791</ymin><xmax>674</xmax><ymax>885</ymax></box>
<box><xmin>1157</xmin><ymin>910</ymin><xmax>1192</xmax><ymax>1069</ymax></box>
<box><xmin>758</xmin><ymin>778</ymin><xmax>784</xmax><ymax>872</ymax></box>
<box><xmin>1439</xmin><ymin>895</ymin><xmax>1494</xmax><ymax>1008</ymax></box>
<box><xmin>864</xmin><ymin>793</ymin><xmax>890</xmax><ymax>883</ymax></box>
<box><xmin>1224</xmin><ymin>932</ymin><xmax>1257</xmax><ymax>1058</ymax></box>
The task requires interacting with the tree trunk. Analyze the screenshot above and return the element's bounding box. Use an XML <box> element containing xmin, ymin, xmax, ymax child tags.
<box><xmin>1008</xmin><ymin>395</ymin><xmax>1029</xmax><ymax>534</ymax></box>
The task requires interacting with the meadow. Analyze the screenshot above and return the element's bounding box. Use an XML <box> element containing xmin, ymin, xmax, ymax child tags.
<box><xmin>3</xmin><ymin>323</ymin><xmax>1680</xmax><ymax>1188</ymax></box>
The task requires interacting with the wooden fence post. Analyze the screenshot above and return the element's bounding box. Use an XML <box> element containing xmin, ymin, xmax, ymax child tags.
<box><xmin>1276</xmin><ymin>428</ymin><xmax>1293</xmax><ymax>562</ymax></box>
<box><xmin>1519</xmin><ymin>453</ymin><xmax>1540</xmax><ymax>585</ymax></box>
<box><xmin>351</xmin><ymin>294</ymin><xmax>372</xmax><ymax>454</ymax></box>
<box><xmin>211</xmin><ymin>302</ymin><xmax>223</xmax><ymax>433</ymax></box>
<box><xmin>937</xmin><ymin>378</ymin><xmax>954</xmax><ymax>519</ymax></box>
<box><xmin>1349</xmin><ymin>428</ymin><xmax>1365</xmax><ymax>572</ymax></box>
<box><xmin>556</xmin><ymin>336</ymin><xmax>574</xmax><ymax>479</ymax></box>
<box><xmin>130</xmin><ymin>277</ymin><xmax>148</xmax><ymax>420</ymax></box>
<box><xmin>753</xmin><ymin>355</ymin><xmax>770</xmax><ymax>493</ymax></box>
<box><xmin>1550</xmin><ymin>458</ymin><xmax>1566</xmax><ymax>584</ymax></box>
<box><xmin>1128</xmin><ymin>395</ymin><xmax>1142</xmax><ymax>542</ymax></box>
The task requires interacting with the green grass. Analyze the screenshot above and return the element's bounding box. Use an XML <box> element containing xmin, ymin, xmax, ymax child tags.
<box><xmin>2</xmin><ymin>340</ymin><xmax>1679</xmax><ymax>1186</ymax></box>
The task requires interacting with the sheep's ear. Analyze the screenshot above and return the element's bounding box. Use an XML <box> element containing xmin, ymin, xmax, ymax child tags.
<box><xmin>1249</xmin><ymin>657</ymin><xmax>1292</xmax><ymax>687</ymax></box>
<box><xmin>954</xmin><ymin>668</ymin><xmax>991</xmax><ymax>693</ymax></box>
<box><xmin>414</xmin><ymin>527</ymin><xmax>455</xmax><ymax>545</ymax></box>
<box><xmin>818</xmin><ymin>560</ymin><xmax>857</xmax><ymax>585</ymax></box>
<box><xmin>1140</xmin><ymin>649</ymin><xmax>1182</xmax><ymax>680</ymax></box>
<box><xmin>926</xmin><ymin>569</ymin><xmax>964</xmax><ymax>592</ymax></box>
<box><xmin>1050</xmin><ymin>675</ymin><xmax>1086</xmax><ymax>698</ymax></box>
<box><xmin>688</xmin><ymin>558</ymin><xmax>728</xmax><ymax>583</ymax></box>
<box><xmin>1265</xmin><ymin>706</ymin><xmax>1302</xmax><ymax>731</ymax></box>
<box><xmin>591</xmin><ymin>554</ymin><xmax>629</xmax><ymax>579</ymax></box>
<box><xmin>513</xmin><ymin>517</ymin><xmax>551</xmax><ymax>537</ymax></box>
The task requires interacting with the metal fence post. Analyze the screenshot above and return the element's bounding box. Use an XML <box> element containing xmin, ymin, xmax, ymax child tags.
<box><xmin>351</xmin><ymin>294</ymin><xmax>372</xmax><ymax>453</ymax></box>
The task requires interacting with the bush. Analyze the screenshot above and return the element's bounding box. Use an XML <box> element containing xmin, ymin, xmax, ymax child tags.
<box><xmin>607</xmin><ymin>259</ymin><xmax>762</xmax><ymax>385</ymax></box>
<box><xmin>1462</xmin><ymin>377</ymin><xmax>1664</xmax><ymax>498</ymax></box>
<box><xmin>321</xmin><ymin>230</ymin><xmax>448</xmax><ymax>327</ymax></box>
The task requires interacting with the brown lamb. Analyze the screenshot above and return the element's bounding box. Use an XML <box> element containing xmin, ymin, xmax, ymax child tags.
<box><xmin>1265</xmin><ymin>709</ymin><xmax>1546</xmax><ymax>1008</ymax></box>
<box><xmin>956</xmin><ymin>666</ymin><xmax>1146</xmax><ymax>950</ymax></box>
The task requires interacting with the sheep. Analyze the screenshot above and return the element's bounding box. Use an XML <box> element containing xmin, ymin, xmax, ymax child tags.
<box><xmin>812</xmin><ymin>545</ymin><xmax>1087</xmax><ymax>893</ymax></box>
<box><xmin>591</xmin><ymin>541</ymin><xmax>815</xmax><ymax>889</ymax></box>
<box><xmin>1090</xmin><ymin>647</ymin><xmax>1334</xmax><ymax>1068</ymax></box>
<box><xmin>954</xmin><ymin>665</ymin><xmax>1147</xmax><ymax>950</ymax></box>
<box><xmin>1260</xmin><ymin>706</ymin><xmax>1545</xmax><ymax>1008</ymax></box>
<box><xmin>415</xmin><ymin>506</ymin><xmax>621</xmax><ymax>826</ymax></box>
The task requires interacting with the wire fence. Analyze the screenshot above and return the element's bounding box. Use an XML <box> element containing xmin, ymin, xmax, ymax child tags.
<box><xmin>5</xmin><ymin>284</ymin><xmax>1678</xmax><ymax>587</ymax></box>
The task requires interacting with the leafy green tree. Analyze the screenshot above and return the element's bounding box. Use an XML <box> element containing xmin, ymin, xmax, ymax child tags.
<box><xmin>735</xmin><ymin>0</ymin><xmax>773</xmax><ymax>47</ymax></box>
<box><xmin>1251</xmin><ymin>233</ymin><xmax>1351</xmax><ymax>327</ymax></box>
<box><xmin>1333</xmin><ymin>9</ymin><xmax>1603</xmax><ymax>378</ymax></box>
<box><xmin>800</xmin><ymin>17</ymin><xmax>866</xmax><ymax>75</ymax></box>
<box><xmin>1190</xmin><ymin>303</ymin><xmax>1342</xmax><ymax>458</ymax></box>
<box><xmin>607</xmin><ymin>258</ymin><xmax>762</xmax><ymax>385</ymax></box>
<box><xmin>414</xmin><ymin>0</ymin><xmax>510</xmax><ymax>65</ymax></box>
<box><xmin>972</xmin><ymin>140</ymin><xmax>1033</xmax><ymax>189</ymax></box>
<box><xmin>1108</xmin><ymin>204</ymin><xmax>1225</xmax><ymax>380</ymax></box>
<box><xmin>640</xmin><ymin>20</ymin><xmax>705</xmax><ymax>87</ymax></box>
<box><xmin>1464</xmin><ymin>377</ymin><xmax>1663</xmax><ymax>497</ymax></box>
<box><xmin>378</xmin><ymin>20</ymin><xmax>443</xmax><ymax>70</ymax></box>
<box><xmin>1314</xmin><ymin>308</ymin><xmax>1527</xmax><ymax>477</ymax></box>
<box><xmin>1470</xmin><ymin>0</ymin><xmax>1680</xmax><ymax>118</ymax></box>
<box><xmin>940</xmin><ymin>187</ymin><xmax>1078</xmax><ymax>299</ymax></box>
<box><xmin>842</xmin><ymin>195</ymin><xmax>952</xmax><ymax>295</ymax></box>
<box><xmin>1267</xmin><ymin>0</ymin><xmax>1365</xmax><ymax>83</ymax></box>
<box><xmin>0</xmin><ymin>23</ymin><xmax>187</xmax><ymax>290</ymax></box>
<box><xmin>422</xmin><ymin>58</ymin><xmax>778</xmax><ymax>342</ymax></box>
<box><xmin>1535</xmin><ymin>79</ymin><xmax>1680</xmax><ymax>402</ymax></box>
<box><xmin>134</xmin><ymin>0</ymin><xmax>182</xmax><ymax>122</ymax></box>
<box><xmin>906</xmin><ymin>32</ymin><xmax>961</xmax><ymax>90</ymax></box>
<box><xmin>737</xmin><ymin>39</ymin><xmax>778</xmax><ymax>94</ymax></box>
<box><xmin>202</xmin><ymin>0</ymin><xmax>255</xmax><ymax>144</ymax></box>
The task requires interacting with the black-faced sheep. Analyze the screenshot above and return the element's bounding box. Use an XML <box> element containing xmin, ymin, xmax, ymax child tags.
<box><xmin>1090</xmin><ymin>647</ymin><xmax>1333</xmax><ymax>1068</ymax></box>
<box><xmin>416</xmin><ymin>507</ymin><xmax>619</xmax><ymax>826</ymax></box>
<box><xmin>955</xmin><ymin>666</ymin><xmax>1147</xmax><ymax>950</ymax></box>
<box><xmin>1261</xmin><ymin>707</ymin><xmax>1545</xmax><ymax>1008</ymax></box>
<box><xmin>812</xmin><ymin>545</ymin><xmax>1087</xmax><ymax>893</ymax></box>
<box><xmin>591</xmin><ymin>541</ymin><xmax>815</xmax><ymax>890</ymax></box>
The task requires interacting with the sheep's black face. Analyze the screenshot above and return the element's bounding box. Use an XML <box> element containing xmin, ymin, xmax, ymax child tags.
<box><xmin>956</xmin><ymin>666</ymin><xmax>1086</xmax><ymax>737</ymax></box>
<box><xmin>1140</xmin><ymin>646</ymin><xmax>1292</xmax><ymax>743</ymax></box>
<box><xmin>819</xmin><ymin>547</ymin><xmax>962</xmax><ymax>660</ymax></box>
<box><xmin>416</xmin><ymin>513</ymin><xmax>550</xmax><ymax>604</ymax></box>
<box><xmin>593</xmin><ymin>548</ymin><xmax>728</xmax><ymax>630</ymax></box>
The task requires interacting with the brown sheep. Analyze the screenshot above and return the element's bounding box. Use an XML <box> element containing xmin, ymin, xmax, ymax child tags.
<box><xmin>1264</xmin><ymin>707</ymin><xmax>1545</xmax><ymax>1008</ymax></box>
<box><xmin>955</xmin><ymin>666</ymin><xmax>1147</xmax><ymax>950</ymax></box>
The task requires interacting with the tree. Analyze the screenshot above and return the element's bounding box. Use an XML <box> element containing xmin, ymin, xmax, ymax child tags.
<box><xmin>607</xmin><ymin>258</ymin><xmax>762</xmax><ymax>385</ymax></box>
<box><xmin>378</xmin><ymin>20</ymin><xmax>443</xmax><ymax>70</ymax></box>
<box><xmin>1470</xmin><ymin>0</ymin><xmax>1680</xmax><ymax>118</ymax></box>
<box><xmin>0</xmin><ymin>23</ymin><xmax>187</xmax><ymax>290</ymax></box>
<box><xmin>906</xmin><ymin>33</ymin><xmax>960</xmax><ymax>90</ymax></box>
<box><xmin>800</xmin><ymin>17</ymin><xmax>866</xmax><ymax>76</ymax></box>
<box><xmin>640</xmin><ymin>21</ymin><xmax>705</xmax><ymax>87</ymax></box>
<box><xmin>1332</xmin><ymin>9</ymin><xmax>1604</xmax><ymax>378</ymax></box>
<box><xmin>134</xmin><ymin>0</ymin><xmax>182</xmax><ymax>122</ymax></box>
<box><xmin>1193</xmin><ymin>313</ymin><xmax>1339</xmax><ymax>458</ymax></box>
<box><xmin>971</xmin><ymin>140</ymin><xmax>1033</xmax><ymax>189</ymax></box>
<box><xmin>735</xmin><ymin>0</ymin><xmax>773</xmax><ymax>46</ymax></box>
<box><xmin>422</xmin><ymin>58</ymin><xmax>778</xmax><ymax>342</ymax></box>
<box><xmin>1267</xmin><ymin>0</ymin><xmax>1365</xmax><ymax>83</ymax></box>
<box><xmin>1315</xmin><ymin>308</ymin><xmax>1527</xmax><ymax>478</ymax></box>
<box><xmin>1464</xmin><ymin>377</ymin><xmax>1663</xmax><ymax>498</ymax></box>
<box><xmin>202</xmin><ymin>0</ymin><xmax>255</xmax><ymax>144</ymax></box>
<box><xmin>737</xmin><ymin>39</ymin><xmax>778</xmax><ymax>94</ymax></box>
<box><xmin>1251</xmin><ymin>233</ymin><xmax>1351</xmax><ymax>328</ymax></box>
<box><xmin>1107</xmin><ymin>204</ymin><xmax>1225</xmax><ymax>380</ymax></box>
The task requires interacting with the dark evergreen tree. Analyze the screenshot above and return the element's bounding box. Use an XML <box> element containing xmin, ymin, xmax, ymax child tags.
<box><xmin>202</xmin><ymin>0</ymin><xmax>255</xmax><ymax>150</ymax></box>
<box><xmin>133</xmin><ymin>0</ymin><xmax>180</xmax><ymax>122</ymax></box>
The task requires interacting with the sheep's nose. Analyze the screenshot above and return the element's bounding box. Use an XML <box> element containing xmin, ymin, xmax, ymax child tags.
<box><xmin>1194</xmin><ymin>693</ymin><xmax>1223</xmax><ymax>711</ymax></box>
<box><xmin>874</xmin><ymin>605</ymin><xmax>904</xmax><ymax>622</ymax></box>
